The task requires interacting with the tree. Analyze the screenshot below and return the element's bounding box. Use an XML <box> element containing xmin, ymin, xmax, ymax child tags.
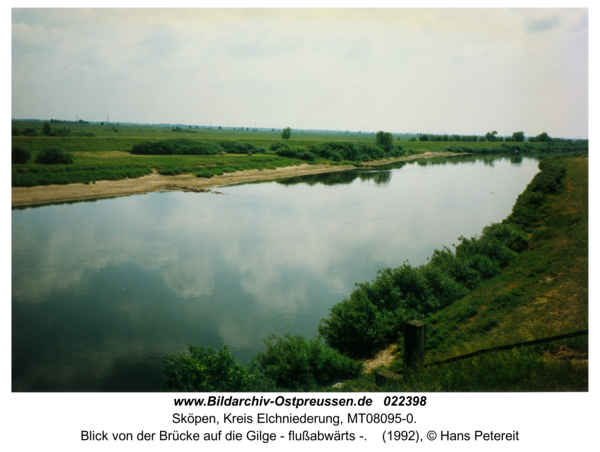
<box><xmin>281</xmin><ymin>127</ymin><xmax>292</xmax><ymax>140</ymax></box>
<box><xmin>43</xmin><ymin>121</ymin><xmax>52</xmax><ymax>136</ymax></box>
<box><xmin>536</xmin><ymin>132</ymin><xmax>551</xmax><ymax>142</ymax></box>
<box><xmin>485</xmin><ymin>131</ymin><xmax>498</xmax><ymax>142</ymax></box>
<box><xmin>375</xmin><ymin>131</ymin><xmax>394</xmax><ymax>151</ymax></box>
<box><xmin>511</xmin><ymin>131</ymin><xmax>525</xmax><ymax>142</ymax></box>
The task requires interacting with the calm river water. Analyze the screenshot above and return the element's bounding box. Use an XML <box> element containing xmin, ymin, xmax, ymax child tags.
<box><xmin>12</xmin><ymin>154</ymin><xmax>539</xmax><ymax>391</ymax></box>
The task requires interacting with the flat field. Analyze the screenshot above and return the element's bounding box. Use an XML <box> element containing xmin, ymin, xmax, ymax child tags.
<box><xmin>11</xmin><ymin>121</ymin><xmax>566</xmax><ymax>207</ymax></box>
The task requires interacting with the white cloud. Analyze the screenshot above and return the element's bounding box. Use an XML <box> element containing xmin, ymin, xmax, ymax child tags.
<box><xmin>11</xmin><ymin>8</ymin><xmax>588</xmax><ymax>138</ymax></box>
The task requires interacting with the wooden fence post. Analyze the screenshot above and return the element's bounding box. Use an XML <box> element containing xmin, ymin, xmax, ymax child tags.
<box><xmin>404</xmin><ymin>320</ymin><xmax>426</xmax><ymax>372</ymax></box>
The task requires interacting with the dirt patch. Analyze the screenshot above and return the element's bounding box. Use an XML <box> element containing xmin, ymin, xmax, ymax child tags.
<box><xmin>362</xmin><ymin>344</ymin><xmax>399</xmax><ymax>373</ymax></box>
<box><xmin>11</xmin><ymin>152</ymin><xmax>458</xmax><ymax>207</ymax></box>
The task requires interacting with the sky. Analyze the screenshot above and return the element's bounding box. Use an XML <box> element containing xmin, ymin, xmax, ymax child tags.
<box><xmin>11</xmin><ymin>7</ymin><xmax>589</xmax><ymax>138</ymax></box>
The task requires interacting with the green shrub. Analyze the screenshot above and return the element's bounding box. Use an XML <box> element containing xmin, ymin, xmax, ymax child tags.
<box><xmin>34</xmin><ymin>147</ymin><xmax>74</xmax><ymax>165</ymax></box>
<box><xmin>251</xmin><ymin>334</ymin><xmax>362</xmax><ymax>390</ymax></box>
<box><xmin>163</xmin><ymin>344</ymin><xmax>253</xmax><ymax>392</ymax></box>
<box><xmin>12</xmin><ymin>146</ymin><xmax>31</xmax><ymax>164</ymax></box>
<box><xmin>319</xmin><ymin>217</ymin><xmax>531</xmax><ymax>358</ymax></box>
<box><xmin>21</xmin><ymin>128</ymin><xmax>38</xmax><ymax>137</ymax></box>
<box><xmin>131</xmin><ymin>139</ymin><xmax>222</xmax><ymax>155</ymax></box>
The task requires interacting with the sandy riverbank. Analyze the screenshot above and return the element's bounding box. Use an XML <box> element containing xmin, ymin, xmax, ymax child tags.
<box><xmin>12</xmin><ymin>152</ymin><xmax>455</xmax><ymax>207</ymax></box>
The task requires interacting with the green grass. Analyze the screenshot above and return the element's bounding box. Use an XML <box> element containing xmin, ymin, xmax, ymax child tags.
<box><xmin>13</xmin><ymin>121</ymin><xmax>559</xmax><ymax>188</ymax></box>
<box><xmin>346</xmin><ymin>342</ymin><xmax>587</xmax><ymax>392</ymax></box>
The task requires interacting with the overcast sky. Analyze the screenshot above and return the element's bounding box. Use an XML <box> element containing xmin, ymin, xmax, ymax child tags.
<box><xmin>11</xmin><ymin>8</ymin><xmax>588</xmax><ymax>138</ymax></box>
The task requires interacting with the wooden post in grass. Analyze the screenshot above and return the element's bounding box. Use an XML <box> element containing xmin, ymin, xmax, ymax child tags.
<box><xmin>404</xmin><ymin>320</ymin><xmax>426</xmax><ymax>372</ymax></box>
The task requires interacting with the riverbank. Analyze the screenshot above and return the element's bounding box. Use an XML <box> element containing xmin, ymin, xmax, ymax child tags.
<box><xmin>347</xmin><ymin>154</ymin><xmax>588</xmax><ymax>391</ymax></box>
<box><xmin>11</xmin><ymin>151</ymin><xmax>455</xmax><ymax>207</ymax></box>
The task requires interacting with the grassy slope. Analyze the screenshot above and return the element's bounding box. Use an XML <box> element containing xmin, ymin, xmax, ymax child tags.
<box><xmin>343</xmin><ymin>155</ymin><xmax>588</xmax><ymax>392</ymax></box>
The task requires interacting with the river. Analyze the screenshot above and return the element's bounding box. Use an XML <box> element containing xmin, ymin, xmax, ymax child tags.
<box><xmin>12</xmin><ymin>154</ymin><xmax>539</xmax><ymax>391</ymax></box>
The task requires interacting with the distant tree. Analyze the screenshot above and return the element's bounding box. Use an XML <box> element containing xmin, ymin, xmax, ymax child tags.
<box><xmin>100</xmin><ymin>121</ymin><xmax>104</xmax><ymax>126</ymax></box>
<box><xmin>511</xmin><ymin>131</ymin><xmax>524</xmax><ymax>142</ymax></box>
<box><xmin>536</xmin><ymin>132</ymin><xmax>551</xmax><ymax>142</ymax></box>
<box><xmin>281</xmin><ymin>127</ymin><xmax>292</xmax><ymax>140</ymax></box>
<box><xmin>418</xmin><ymin>134</ymin><xmax>429</xmax><ymax>142</ymax></box>
<box><xmin>218</xmin><ymin>126</ymin><xmax>221</xmax><ymax>130</ymax></box>
<box><xmin>43</xmin><ymin>121</ymin><xmax>52</xmax><ymax>136</ymax></box>
<box><xmin>485</xmin><ymin>131</ymin><xmax>498</xmax><ymax>142</ymax></box>
<box><xmin>375</xmin><ymin>131</ymin><xmax>394</xmax><ymax>151</ymax></box>
<box><xmin>12</xmin><ymin>127</ymin><xmax>20</xmax><ymax>137</ymax></box>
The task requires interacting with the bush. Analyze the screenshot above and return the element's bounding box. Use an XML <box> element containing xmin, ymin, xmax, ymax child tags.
<box><xmin>12</xmin><ymin>146</ymin><xmax>31</xmax><ymax>164</ymax></box>
<box><xmin>319</xmin><ymin>219</ymin><xmax>530</xmax><ymax>358</ymax></box>
<box><xmin>251</xmin><ymin>334</ymin><xmax>362</xmax><ymax>390</ymax></box>
<box><xmin>375</xmin><ymin>131</ymin><xmax>394</xmax><ymax>151</ymax></box>
<box><xmin>163</xmin><ymin>344</ymin><xmax>253</xmax><ymax>391</ymax></box>
<box><xmin>35</xmin><ymin>147</ymin><xmax>74</xmax><ymax>165</ymax></box>
<box><xmin>220</xmin><ymin>141</ymin><xmax>265</xmax><ymax>154</ymax></box>
<box><xmin>270</xmin><ymin>142</ymin><xmax>290</xmax><ymax>152</ymax></box>
<box><xmin>21</xmin><ymin>128</ymin><xmax>38</xmax><ymax>137</ymax></box>
<box><xmin>131</xmin><ymin>139</ymin><xmax>222</xmax><ymax>156</ymax></box>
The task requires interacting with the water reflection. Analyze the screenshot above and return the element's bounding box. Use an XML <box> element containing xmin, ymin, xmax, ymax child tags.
<box><xmin>12</xmin><ymin>155</ymin><xmax>541</xmax><ymax>391</ymax></box>
<box><xmin>276</xmin><ymin>168</ymin><xmax>394</xmax><ymax>187</ymax></box>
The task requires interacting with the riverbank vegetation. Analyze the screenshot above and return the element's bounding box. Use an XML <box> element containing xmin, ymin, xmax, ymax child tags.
<box><xmin>11</xmin><ymin>121</ymin><xmax>587</xmax><ymax>188</ymax></box>
<box><xmin>161</xmin><ymin>153</ymin><xmax>587</xmax><ymax>392</ymax></box>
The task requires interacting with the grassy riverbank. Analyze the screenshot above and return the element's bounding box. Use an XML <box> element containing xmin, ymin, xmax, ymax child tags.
<box><xmin>343</xmin><ymin>154</ymin><xmax>588</xmax><ymax>391</ymax></box>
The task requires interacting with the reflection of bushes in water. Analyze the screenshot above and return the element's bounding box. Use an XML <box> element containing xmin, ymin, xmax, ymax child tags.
<box><xmin>357</xmin><ymin>170</ymin><xmax>391</xmax><ymax>185</ymax></box>
<box><xmin>510</xmin><ymin>155</ymin><xmax>523</xmax><ymax>165</ymax></box>
<box><xmin>276</xmin><ymin>169</ymin><xmax>392</xmax><ymax>187</ymax></box>
<box><xmin>416</xmin><ymin>154</ymin><xmax>514</xmax><ymax>167</ymax></box>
